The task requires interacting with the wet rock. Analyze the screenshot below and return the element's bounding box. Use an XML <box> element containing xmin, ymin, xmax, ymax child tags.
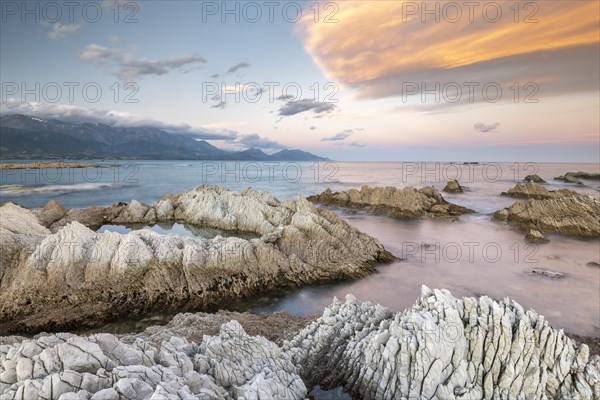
<box><xmin>586</xmin><ymin>261</ymin><xmax>600</xmax><ymax>268</ymax></box>
<box><xmin>523</xmin><ymin>174</ymin><xmax>546</xmax><ymax>183</ymax></box>
<box><xmin>308</xmin><ymin>185</ymin><xmax>474</xmax><ymax>220</ymax></box>
<box><xmin>0</xmin><ymin>186</ymin><xmax>394</xmax><ymax>334</ymax></box>
<box><xmin>525</xmin><ymin>229</ymin><xmax>549</xmax><ymax>243</ymax></box>
<box><xmin>443</xmin><ymin>180</ymin><xmax>464</xmax><ymax>193</ymax></box>
<box><xmin>528</xmin><ymin>268</ymin><xmax>565</xmax><ymax>279</ymax></box>
<box><xmin>501</xmin><ymin>182</ymin><xmax>577</xmax><ymax>200</ymax></box>
<box><xmin>493</xmin><ymin>193</ymin><xmax>600</xmax><ymax>239</ymax></box>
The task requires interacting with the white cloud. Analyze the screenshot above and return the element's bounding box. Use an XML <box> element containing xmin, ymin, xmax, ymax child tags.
<box><xmin>47</xmin><ymin>23</ymin><xmax>81</xmax><ymax>40</ymax></box>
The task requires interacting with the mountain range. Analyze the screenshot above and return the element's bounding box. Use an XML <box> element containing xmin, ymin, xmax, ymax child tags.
<box><xmin>0</xmin><ymin>114</ymin><xmax>328</xmax><ymax>161</ymax></box>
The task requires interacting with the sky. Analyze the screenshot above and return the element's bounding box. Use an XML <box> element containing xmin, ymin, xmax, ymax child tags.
<box><xmin>1</xmin><ymin>0</ymin><xmax>599</xmax><ymax>161</ymax></box>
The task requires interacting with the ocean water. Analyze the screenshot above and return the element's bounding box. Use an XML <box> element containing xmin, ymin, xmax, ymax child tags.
<box><xmin>1</xmin><ymin>161</ymin><xmax>599</xmax><ymax>336</ymax></box>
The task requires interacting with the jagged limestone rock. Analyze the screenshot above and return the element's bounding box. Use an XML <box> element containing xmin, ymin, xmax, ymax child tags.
<box><xmin>0</xmin><ymin>186</ymin><xmax>393</xmax><ymax>333</ymax></box>
<box><xmin>0</xmin><ymin>321</ymin><xmax>306</xmax><ymax>400</ymax></box>
<box><xmin>1</xmin><ymin>288</ymin><xmax>598</xmax><ymax>399</ymax></box>
<box><xmin>285</xmin><ymin>287</ymin><xmax>599</xmax><ymax>400</ymax></box>
<box><xmin>308</xmin><ymin>185</ymin><xmax>474</xmax><ymax>220</ymax></box>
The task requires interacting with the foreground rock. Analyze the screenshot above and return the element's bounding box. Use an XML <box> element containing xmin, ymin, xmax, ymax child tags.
<box><xmin>308</xmin><ymin>185</ymin><xmax>474</xmax><ymax>220</ymax></box>
<box><xmin>1</xmin><ymin>288</ymin><xmax>598</xmax><ymax>399</ymax></box>
<box><xmin>494</xmin><ymin>192</ymin><xmax>600</xmax><ymax>239</ymax></box>
<box><xmin>501</xmin><ymin>182</ymin><xmax>577</xmax><ymax>200</ymax></box>
<box><xmin>443</xmin><ymin>180</ymin><xmax>464</xmax><ymax>193</ymax></box>
<box><xmin>0</xmin><ymin>185</ymin><xmax>394</xmax><ymax>334</ymax></box>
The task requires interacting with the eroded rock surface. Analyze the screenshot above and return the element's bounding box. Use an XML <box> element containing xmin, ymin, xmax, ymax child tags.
<box><xmin>0</xmin><ymin>185</ymin><xmax>393</xmax><ymax>334</ymax></box>
<box><xmin>501</xmin><ymin>182</ymin><xmax>577</xmax><ymax>200</ymax></box>
<box><xmin>119</xmin><ymin>311</ymin><xmax>316</xmax><ymax>348</ymax></box>
<box><xmin>0</xmin><ymin>321</ymin><xmax>307</xmax><ymax>400</ymax></box>
<box><xmin>1</xmin><ymin>288</ymin><xmax>598</xmax><ymax>399</ymax></box>
<box><xmin>308</xmin><ymin>185</ymin><xmax>474</xmax><ymax>220</ymax></box>
<box><xmin>493</xmin><ymin>193</ymin><xmax>600</xmax><ymax>239</ymax></box>
<box><xmin>286</xmin><ymin>287</ymin><xmax>599</xmax><ymax>399</ymax></box>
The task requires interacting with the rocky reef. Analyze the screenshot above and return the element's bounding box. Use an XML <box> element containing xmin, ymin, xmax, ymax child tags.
<box><xmin>308</xmin><ymin>185</ymin><xmax>474</xmax><ymax>220</ymax></box>
<box><xmin>0</xmin><ymin>185</ymin><xmax>394</xmax><ymax>334</ymax></box>
<box><xmin>1</xmin><ymin>287</ymin><xmax>598</xmax><ymax>399</ymax></box>
<box><xmin>493</xmin><ymin>192</ymin><xmax>600</xmax><ymax>239</ymax></box>
<box><xmin>555</xmin><ymin>171</ymin><xmax>600</xmax><ymax>184</ymax></box>
<box><xmin>501</xmin><ymin>182</ymin><xmax>577</xmax><ymax>200</ymax></box>
<box><xmin>0</xmin><ymin>162</ymin><xmax>102</xmax><ymax>170</ymax></box>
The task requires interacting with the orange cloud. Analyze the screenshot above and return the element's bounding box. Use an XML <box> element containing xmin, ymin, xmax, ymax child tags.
<box><xmin>302</xmin><ymin>1</ymin><xmax>599</xmax><ymax>86</ymax></box>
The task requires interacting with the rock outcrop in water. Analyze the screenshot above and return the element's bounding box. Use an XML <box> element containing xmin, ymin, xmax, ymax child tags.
<box><xmin>501</xmin><ymin>182</ymin><xmax>577</xmax><ymax>200</ymax></box>
<box><xmin>494</xmin><ymin>192</ymin><xmax>600</xmax><ymax>239</ymax></box>
<box><xmin>443</xmin><ymin>180</ymin><xmax>464</xmax><ymax>193</ymax></box>
<box><xmin>523</xmin><ymin>174</ymin><xmax>546</xmax><ymax>183</ymax></box>
<box><xmin>555</xmin><ymin>171</ymin><xmax>600</xmax><ymax>184</ymax></box>
<box><xmin>308</xmin><ymin>185</ymin><xmax>474</xmax><ymax>220</ymax></box>
<box><xmin>1</xmin><ymin>288</ymin><xmax>598</xmax><ymax>399</ymax></box>
<box><xmin>0</xmin><ymin>185</ymin><xmax>394</xmax><ymax>333</ymax></box>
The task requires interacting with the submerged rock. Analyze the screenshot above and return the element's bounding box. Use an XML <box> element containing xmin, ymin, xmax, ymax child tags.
<box><xmin>587</xmin><ymin>261</ymin><xmax>600</xmax><ymax>268</ymax></box>
<box><xmin>308</xmin><ymin>185</ymin><xmax>474</xmax><ymax>220</ymax></box>
<box><xmin>494</xmin><ymin>193</ymin><xmax>600</xmax><ymax>239</ymax></box>
<box><xmin>443</xmin><ymin>180</ymin><xmax>464</xmax><ymax>193</ymax></box>
<box><xmin>0</xmin><ymin>185</ymin><xmax>394</xmax><ymax>334</ymax></box>
<box><xmin>1</xmin><ymin>288</ymin><xmax>597</xmax><ymax>399</ymax></box>
<box><xmin>528</xmin><ymin>268</ymin><xmax>565</xmax><ymax>279</ymax></box>
<box><xmin>501</xmin><ymin>182</ymin><xmax>577</xmax><ymax>200</ymax></box>
<box><xmin>523</xmin><ymin>174</ymin><xmax>546</xmax><ymax>183</ymax></box>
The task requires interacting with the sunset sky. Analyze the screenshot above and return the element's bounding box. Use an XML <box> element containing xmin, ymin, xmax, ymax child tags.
<box><xmin>1</xmin><ymin>0</ymin><xmax>599</xmax><ymax>161</ymax></box>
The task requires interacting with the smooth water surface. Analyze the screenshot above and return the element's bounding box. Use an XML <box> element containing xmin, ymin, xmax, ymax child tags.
<box><xmin>1</xmin><ymin>161</ymin><xmax>599</xmax><ymax>336</ymax></box>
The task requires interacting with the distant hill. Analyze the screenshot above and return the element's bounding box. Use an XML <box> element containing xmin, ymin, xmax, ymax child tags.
<box><xmin>0</xmin><ymin>114</ymin><xmax>329</xmax><ymax>161</ymax></box>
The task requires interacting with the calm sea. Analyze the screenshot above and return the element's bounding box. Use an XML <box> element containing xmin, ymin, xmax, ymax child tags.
<box><xmin>1</xmin><ymin>161</ymin><xmax>599</xmax><ymax>336</ymax></box>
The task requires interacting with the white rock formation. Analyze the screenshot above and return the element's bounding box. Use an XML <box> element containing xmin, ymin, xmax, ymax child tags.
<box><xmin>1</xmin><ymin>288</ymin><xmax>598</xmax><ymax>399</ymax></box>
<box><xmin>0</xmin><ymin>321</ymin><xmax>306</xmax><ymax>400</ymax></box>
<box><xmin>286</xmin><ymin>287</ymin><xmax>599</xmax><ymax>400</ymax></box>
